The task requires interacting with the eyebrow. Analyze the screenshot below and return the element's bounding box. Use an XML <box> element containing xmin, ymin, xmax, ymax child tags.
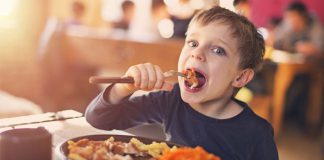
<box><xmin>213</xmin><ymin>37</ymin><xmax>236</xmax><ymax>55</ymax></box>
<box><xmin>215</xmin><ymin>38</ymin><xmax>230</xmax><ymax>48</ymax></box>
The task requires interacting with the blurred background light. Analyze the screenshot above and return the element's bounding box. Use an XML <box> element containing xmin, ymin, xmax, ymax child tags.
<box><xmin>258</xmin><ymin>27</ymin><xmax>269</xmax><ymax>40</ymax></box>
<box><xmin>0</xmin><ymin>0</ymin><xmax>17</xmax><ymax>16</ymax></box>
<box><xmin>189</xmin><ymin>0</ymin><xmax>204</xmax><ymax>10</ymax></box>
<box><xmin>163</xmin><ymin>0</ymin><xmax>179</xmax><ymax>6</ymax></box>
<box><xmin>158</xmin><ymin>18</ymin><xmax>174</xmax><ymax>38</ymax></box>
<box><xmin>0</xmin><ymin>0</ymin><xmax>18</xmax><ymax>29</ymax></box>
<box><xmin>219</xmin><ymin>0</ymin><xmax>235</xmax><ymax>11</ymax></box>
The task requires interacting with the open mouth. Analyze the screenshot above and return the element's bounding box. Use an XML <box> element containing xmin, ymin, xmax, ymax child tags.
<box><xmin>183</xmin><ymin>68</ymin><xmax>207</xmax><ymax>90</ymax></box>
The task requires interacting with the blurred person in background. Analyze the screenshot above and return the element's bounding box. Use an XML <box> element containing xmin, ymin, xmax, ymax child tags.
<box><xmin>264</xmin><ymin>17</ymin><xmax>282</xmax><ymax>47</ymax></box>
<box><xmin>128</xmin><ymin>0</ymin><xmax>171</xmax><ymax>40</ymax></box>
<box><xmin>273</xmin><ymin>1</ymin><xmax>324</xmax><ymax>58</ymax></box>
<box><xmin>167</xmin><ymin>0</ymin><xmax>218</xmax><ymax>38</ymax></box>
<box><xmin>168</xmin><ymin>0</ymin><xmax>196</xmax><ymax>38</ymax></box>
<box><xmin>66</xmin><ymin>0</ymin><xmax>86</xmax><ymax>26</ymax></box>
<box><xmin>151</xmin><ymin>0</ymin><xmax>169</xmax><ymax>25</ymax></box>
<box><xmin>38</xmin><ymin>0</ymin><xmax>87</xmax><ymax>58</ymax></box>
<box><xmin>273</xmin><ymin>1</ymin><xmax>324</xmax><ymax>129</ymax></box>
<box><xmin>150</xmin><ymin>0</ymin><xmax>171</xmax><ymax>38</ymax></box>
<box><xmin>111</xmin><ymin>0</ymin><xmax>135</xmax><ymax>31</ymax></box>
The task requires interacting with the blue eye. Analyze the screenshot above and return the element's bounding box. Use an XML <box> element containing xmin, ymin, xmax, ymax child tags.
<box><xmin>212</xmin><ymin>47</ymin><xmax>226</xmax><ymax>56</ymax></box>
<box><xmin>187</xmin><ymin>40</ymin><xmax>198</xmax><ymax>47</ymax></box>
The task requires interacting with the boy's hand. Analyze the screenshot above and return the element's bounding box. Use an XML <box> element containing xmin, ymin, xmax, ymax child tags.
<box><xmin>108</xmin><ymin>63</ymin><xmax>174</xmax><ymax>104</ymax></box>
<box><xmin>124</xmin><ymin>63</ymin><xmax>173</xmax><ymax>91</ymax></box>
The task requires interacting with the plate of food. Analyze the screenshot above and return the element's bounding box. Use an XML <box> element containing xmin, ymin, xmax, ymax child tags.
<box><xmin>55</xmin><ymin>134</ymin><xmax>221</xmax><ymax>160</ymax></box>
<box><xmin>55</xmin><ymin>134</ymin><xmax>178</xmax><ymax>160</ymax></box>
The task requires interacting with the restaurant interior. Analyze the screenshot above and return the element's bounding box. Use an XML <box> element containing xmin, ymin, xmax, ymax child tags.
<box><xmin>0</xmin><ymin>0</ymin><xmax>323</xmax><ymax>159</ymax></box>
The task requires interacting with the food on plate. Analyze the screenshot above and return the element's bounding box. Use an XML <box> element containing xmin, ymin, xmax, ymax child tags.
<box><xmin>67</xmin><ymin>137</ymin><xmax>174</xmax><ymax>160</ymax></box>
<box><xmin>67</xmin><ymin>137</ymin><xmax>220</xmax><ymax>160</ymax></box>
<box><xmin>159</xmin><ymin>146</ymin><xmax>221</xmax><ymax>160</ymax></box>
<box><xmin>130</xmin><ymin>138</ymin><xmax>176</xmax><ymax>158</ymax></box>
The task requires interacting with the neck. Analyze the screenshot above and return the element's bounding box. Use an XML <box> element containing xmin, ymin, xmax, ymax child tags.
<box><xmin>191</xmin><ymin>97</ymin><xmax>243</xmax><ymax>119</ymax></box>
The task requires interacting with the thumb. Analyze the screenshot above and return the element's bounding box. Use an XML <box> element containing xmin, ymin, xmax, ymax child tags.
<box><xmin>161</xmin><ymin>82</ymin><xmax>174</xmax><ymax>91</ymax></box>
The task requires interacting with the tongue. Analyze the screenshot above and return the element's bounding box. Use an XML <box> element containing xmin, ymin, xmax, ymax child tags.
<box><xmin>196</xmin><ymin>77</ymin><xmax>206</xmax><ymax>87</ymax></box>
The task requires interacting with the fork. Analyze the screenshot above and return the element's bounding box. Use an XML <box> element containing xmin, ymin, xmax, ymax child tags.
<box><xmin>89</xmin><ymin>70</ymin><xmax>186</xmax><ymax>84</ymax></box>
<box><xmin>163</xmin><ymin>70</ymin><xmax>186</xmax><ymax>78</ymax></box>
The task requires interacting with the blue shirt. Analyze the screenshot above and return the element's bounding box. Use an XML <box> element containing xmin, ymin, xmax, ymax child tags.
<box><xmin>85</xmin><ymin>84</ymin><xmax>278</xmax><ymax>160</ymax></box>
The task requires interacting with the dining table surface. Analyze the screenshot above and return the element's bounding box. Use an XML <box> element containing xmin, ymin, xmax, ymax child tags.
<box><xmin>0</xmin><ymin>110</ymin><xmax>132</xmax><ymax>160</ymax></box>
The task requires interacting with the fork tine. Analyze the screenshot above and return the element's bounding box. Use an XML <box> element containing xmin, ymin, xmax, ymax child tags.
<box><xmin>163</xmin><ymin>70</ymin><xmax>186</xmax><ymax>78</ymax></box>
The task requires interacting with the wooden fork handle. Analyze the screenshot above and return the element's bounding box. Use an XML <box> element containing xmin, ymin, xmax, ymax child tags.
<box><xmin>89</xmin><ymin>70</ymin><xmax>184</xmax><ymax>84</ymax></box>
<box><xmin>89</xmin><ymin>76</ymin><xmax>134</xmax><ymax>84</ymax></box>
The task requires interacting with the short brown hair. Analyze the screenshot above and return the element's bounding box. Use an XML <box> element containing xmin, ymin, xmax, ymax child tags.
<box><xmin>189</xmin><ymin>6</ymin><xmax>265</xmax><ymax>71</ymax></box>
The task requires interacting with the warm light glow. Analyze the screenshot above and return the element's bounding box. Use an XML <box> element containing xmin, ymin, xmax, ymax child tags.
<box><xmin>0</xmin><ymin>20</ymin><xmax>16</xmax><ymax>28</ymax></box>
<box><xmin>0</xmin><ymin>0</ymin><xmax>18</xmax><ymax>28</ymax></box>
<box><xmin>163</xmin><ymin>0</ymin><xmax>179</xmax><ymax>6</ymax></box>
<box><xmin>270</xmin><ymin>50</ymin><xmax>305</xmax><ymax>64</ymax></box>
<box><xmin>219</xmin><ymin>0</ymin><xmax>235</xmax><ymax>12</ymax></box>
<box><xmin>0</xmin><ymin>0</ymin><xmax>17</xmax><ymax>16</ymax></box>
<box><xmin>158</xmin><ymin>18</ymin><xmax>174</xmax><ymax>38</ymax></box>
<box><xmin>101</xmin><ymin>0</ymin><xmax>124</xmax><ymax>22</ymax></box>
<box><xmin>189</xmin><ymin>0</ymin><xmax>204</xmax><ymax>10</ymax></box>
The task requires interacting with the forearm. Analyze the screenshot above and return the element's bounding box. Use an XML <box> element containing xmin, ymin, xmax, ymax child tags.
<box><xmin>85</xmin><ymin>91</ymin><xmax>117</xmax><ymax>130</ymax></box>
<box><xmin>85</xmin><ymin>85</ymin><xmax>134</xmax><ymax>130</ymax></box>
<box><xmin>107</xmin><ymin>84</ymin><xmax>136</xmax><ymax>104</ymax></box>
<box><xmin>85</xmin><ymin>85</ymin><xmax>164</xmax><ymax>130</ymax></box>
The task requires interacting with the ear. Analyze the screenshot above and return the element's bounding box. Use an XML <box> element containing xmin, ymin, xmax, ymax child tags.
<box><xmin>232</xmin><ymin>69</ymin><xmax>254</xmax><ymax>88</ymax></box>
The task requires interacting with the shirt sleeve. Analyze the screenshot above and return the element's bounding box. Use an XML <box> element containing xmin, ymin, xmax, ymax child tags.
<box><xmin>251</xmin><ymin>124</ymin><xmax>279</xmax><ymax>160</ymax></box>
<box><xmin>85</xmin><ymin>84</ymin><xmax>170</xmax><ymax>130</ymax></box>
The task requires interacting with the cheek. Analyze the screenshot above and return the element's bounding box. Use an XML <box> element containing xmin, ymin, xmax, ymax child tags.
<box><xmin>177</xmin><ymin>49</ymin><xmax>188</xmax><ymax>71</ymax></box>
<box><xmin>208</xmin><ymin>59</ymin><xmax>230</xmax><ymax>73</ymax></box>
<box><xmin>208</xmin><ymin>62</ymin><xmax>238</xmax><ymax>84</ymax></box>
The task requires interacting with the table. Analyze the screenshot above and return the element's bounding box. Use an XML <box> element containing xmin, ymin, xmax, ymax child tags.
<box><xmin>0</xmin><ymin>112</ymin><xmax>132</xmax><ymax>160</ymax></box>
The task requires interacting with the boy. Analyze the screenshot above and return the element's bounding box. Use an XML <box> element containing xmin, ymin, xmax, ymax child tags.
<box><xmin>86</xmin><ymin>6</ymin><xmax>278</xmax><ymax>160</ymax></box>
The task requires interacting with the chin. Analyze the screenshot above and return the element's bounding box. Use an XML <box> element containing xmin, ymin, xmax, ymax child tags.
<box><xmin>179</xmin><ymin>87</ymin><xmax>205</xmax><ymax>104</ymax></box>
<box><xmin>180</xmin><ymin>94</ymin><xmax>199</xmax><ymax>104</ymax></box>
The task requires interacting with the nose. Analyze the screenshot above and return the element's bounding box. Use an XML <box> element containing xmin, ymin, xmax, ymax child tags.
<box><xmin>190</xmin><ymin>50</ymin><xmax>205</xmax><ymax>61</ymax></box>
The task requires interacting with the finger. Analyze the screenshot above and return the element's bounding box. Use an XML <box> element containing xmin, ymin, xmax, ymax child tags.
<box><xmin>145</xmin><ymin>63</ymin><xmax>157</xmax><ymax>90</ymax></box>
<box><xmin>126</xmin><ymin>65</ymin><xmax>141</xmax><ymax>88</ymax></box>
<box><xmin>137</xmin><ymin>64</ymin><xmax>149</xmax><ymax>89</ymax></box>
<box><xmin>153</xmin><ymin>65</ymin><xmax>164</xmax><ymax>89</ymax></box>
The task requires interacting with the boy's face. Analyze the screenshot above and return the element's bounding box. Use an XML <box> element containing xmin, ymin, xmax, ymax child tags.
<box><xmin>178</xmin><ymin>21</ymin><xmax>242</xmax><ymax>104</ymax></box>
